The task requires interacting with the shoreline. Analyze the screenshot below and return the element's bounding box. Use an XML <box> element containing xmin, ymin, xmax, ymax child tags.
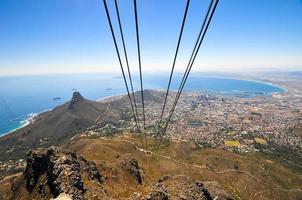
<box><xmin>0</xmin><ymin>113</ymin><xmax>38</xmax><ymax>138</ymax></box>
<box><xmin>0</xmin><ymin>121</ymin><xmax>29</xmax><ymax>138</ymax></box>
<box><xmin>0</xmin><ymin>77</ymin><xmax>287</xmax><ymax>138</ymax></box>
<box><xmin>197</xmin><ymin>74</ymin><xmax>288</xmax><ymax>94</ymax></box>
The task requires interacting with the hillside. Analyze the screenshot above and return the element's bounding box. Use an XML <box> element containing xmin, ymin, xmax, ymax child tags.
<box><xmin>3</xmin><ymin>143</ymin><xmax>233</xmax><ymax>200</ymax></box>
<box><xmin>0</xmin><ymin>90</ymin><xmax>165</xmax><ymax>161</ymax></box>
<box><xmin>1</xmin><ymin>134</ymin><xmax>302</xmax><ymax>200</ymax></box>
<box><xmin>0</xmin><ymin>92</ymin><xmax>110</xmax><ymax>161</ymax></box>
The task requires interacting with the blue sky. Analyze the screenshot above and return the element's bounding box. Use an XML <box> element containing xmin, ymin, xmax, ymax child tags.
<box><xmin>0</xmin><ymin>0</ymin><xmax>301</xmax><ymax>76</ymax></box>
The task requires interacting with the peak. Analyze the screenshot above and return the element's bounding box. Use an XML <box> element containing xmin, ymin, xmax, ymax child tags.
<box><xmin>72</xmin><ymin>91</ymin><xmax>84</xmax><ymax>101</ymax></box>
<box><xmin>69</xmin><ymin>91</ymin><xmax>85</xmax><ymax>109</ymax></box>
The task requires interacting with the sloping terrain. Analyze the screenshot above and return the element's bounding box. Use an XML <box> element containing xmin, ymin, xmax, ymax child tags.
<box><xmin>3</xmin><ymin>144</ymin><xmax>233</xmax><ymax>200</ymax></box>
<box><xmin>1</xmin><ymin>133</ymin><xmax>302</xmax><ymax>199</ymax></box>
<box><xmin>0</xmin><ymin>92</ymin><xmax>109</xmax><ymax>161</ymax></box>
<box><xmin>65</xmin><ymin>134</ymin><xmax>302</xmax><ymax>200</ymax></box>
<box><xmin>0</xmin><ymin>90</ymin><xmax>302</xmax><ymax>199</ymax></box>
<box><xmin>0</xmin><ymin>90</ymin><xmax>165</xmax><ymax>162</ymax></box>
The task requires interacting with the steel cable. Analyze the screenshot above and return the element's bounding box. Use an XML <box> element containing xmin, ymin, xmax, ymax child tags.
<box><xmin>114</xmin><ymin>0</ymin><xmax>139</xmax><ymax>122</ymax></box>
<box><xmin>157</xmin><ymin>0</ymin><xmax>219</xmax><ymax>148</ymax></box>
<box><xmin>158</xmin><ymin>0</ymin><xmax>191</xmax><ymax>125</ymax></box>
<box><xmin>134</xmin><ymin>0</ymin><xmax>147</xmax><ymax>150</ymax></box>
<box><xmin>103</xmin><ymin>0</ymin><xmax>140</xmax><ymax>132</ymax></box>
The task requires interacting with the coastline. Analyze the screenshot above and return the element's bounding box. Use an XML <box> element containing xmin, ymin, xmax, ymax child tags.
<box><xmin>0</xmin><ymin>113</ymin><xmax>38</xmax><ymax>138</ymax></box>
<box><xmin>0</xmin><ymin>121</ymin><xmax>29</xmax><ymax>138</ymax></box>
<box><xmin>201</xmin><ymin>74</ymin><xmax>288</xmax><ymax>94</ymax></box>
<box><xmin>217</xmin><ymin>74</ymin><xmax>290</xmax><ymax>94</ymax></box>
<box><xmin>97</xmin><ymin>93</ymin><xmax>124</xmax><ymax>102</ymax></box>
<box><xmin>0</xmin><ymin>76</ymin><xmax>288</xmax><ymax>138</ymax></box>
<box><xmin>239</xmin><ymin>78</ymin><xmax>288</xmax><ymax>93</ymax></box>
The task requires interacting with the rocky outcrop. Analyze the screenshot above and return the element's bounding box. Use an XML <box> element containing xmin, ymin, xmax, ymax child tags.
<box><xmin>51</xmin><ymin>193</ymin><xmax>72</xmax><ymax>200</ymax></box>
<box><xmin>179</xmin><ymin>181</ymin><xmax>212</xmax><ymax>200</ymax></box>
<box><xmin>23</xmin><ymin>147</ymin><xmax>102</xmax><ymax>200</ymax></box>
<box><xmin>117</xmin><ymin>154</ymin><xmax>142</xmax><ymax>184</ymax></box>
<box><xmin>69</xmin><ymin>92</ymin><xmax>85</xmax><ymax>109</ymax></box>
<box><xmin>9</xmin><ymin>146</ymin><xmax>234</xmax><ymax>200</ymax></box>
<box><xmin>25</xmin><ymin>148</ymin><xmax>50</xmax><ymax>193</ymax></box>
<box><xmin>142</xmin><ymin>175</ymin><xmax>234</xmax><ymax>200</ymax></box>
<box><xmin>203</xmin><ymin>181</ymin><xmax>234</xmax><ymax>200</ymax></box>
<box><xmin>145</xmin><ymin>183</ymin><xmax>169</xmax><ymax>200</ymax></box>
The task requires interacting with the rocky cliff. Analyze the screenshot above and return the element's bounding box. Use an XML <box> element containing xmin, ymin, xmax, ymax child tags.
<box><xmin>10</xmin><ymin>147</ymin><xmax>102</xmax><ymax>200</ymax></box>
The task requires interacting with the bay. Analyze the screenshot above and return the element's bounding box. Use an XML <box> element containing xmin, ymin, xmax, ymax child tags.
<box><xmin>0</xmin><ymin>73</ymin><xmax>285</xmax><ymax>136</ymax></box>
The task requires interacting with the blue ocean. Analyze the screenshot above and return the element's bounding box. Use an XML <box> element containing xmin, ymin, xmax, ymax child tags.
<box><xmin>0</xmin><ymin>73</ymin><xmax>285</xmax><ymax>136</ymax></box>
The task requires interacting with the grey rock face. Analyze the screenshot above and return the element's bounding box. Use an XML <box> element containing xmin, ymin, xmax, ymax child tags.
<box><xmin>143</xmin><ymin>175</ymin><xmax>234</xmax><ymax>200</ymax></box>
<box><xmin>24</xmin><ymin>147</ymin><xmax>102</xmax><ymax>200</ymax></box>
<box><xmin>118</xmin><ymin>154</ymin><xmax>142</xmax><ymax>184</ymax></box>
<box><xmin>69</xmin><ymin>92</ymin><xmax>85</xmax><ymax>109</ymax></box>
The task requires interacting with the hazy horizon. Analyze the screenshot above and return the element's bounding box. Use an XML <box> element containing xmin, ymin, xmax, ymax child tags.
<box><xmin>1</xmin><ymin>66</ymin><xmax>302</xmax><ymax>77</ymax></box>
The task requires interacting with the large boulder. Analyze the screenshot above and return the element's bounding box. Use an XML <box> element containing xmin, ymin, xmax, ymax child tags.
<box><xmin>117</xmin><ymin>154</ymin><xmax>143</xmax><ymax>184</ymax></box>
<box><xmin>142</xmin><ymin>175</ymin><xmax>234</xmax><ymax>200</ymax></box>
<box><xmin>145</xmin><ymin>183</ymin><xmax>169</xmax><ymax>200</ymax></box>
<box><xmin>22</xmin><ymin>147</ymin><xmax>102</xmax><ymax>200</ymax></box>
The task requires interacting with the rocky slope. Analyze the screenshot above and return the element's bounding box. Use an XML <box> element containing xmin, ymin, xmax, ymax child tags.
<box><xmin>144</xmin><ymin>176</ymin><xmax>233</xmax><ymax>200</ymax></box>
<box><xmin>6</xmin><ymin>147</ymin><xmax>233</xmax><ymax>200</ymax></box>
<box><xmin>10</xmin><ymin>147</ymin><xmax>102</xmax><ymax>200</ymax></box>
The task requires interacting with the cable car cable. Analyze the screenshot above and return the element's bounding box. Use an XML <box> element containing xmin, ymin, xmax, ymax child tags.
<box><xmin>114</xmin><ymin>0</ymin><xmax>139</xmax><ymax>122</ymax></box>
<box><xmin>158</xmin><ymin>0</ymin><xmax>191</xmax><ymax>125</ymax></box>
<box><xmin>157</xmin><ymin>0</ymin><xmax>215</xmax><ymax>147</ymax></box>
<box><xmin>164</xmin><ymin>0</ymin><xmax>219</xmax><ymax>135</ymax></box>
<box><xmin>0</xmin><ymin>96</ymin><xmax>15</xmax><ymax>119</ymax></box>
<box><xmin>157</xmin><ymin>0</ymin><xmax>219</xmax><ymax>149</ymax></box>
<box><xmin>102</xmin><ymin>0</ymin><xmax>140</xmax><ymax>132</ymax></box>
<box><xmin>134</xmin><ymin>0</ymin><xmax>147</xmax><ymax>150</ymax></box>
<box><xmin>0</xmin><ymin>100</ymin><xmax>12</xmax><ymax>119</ymax></box>
<box><xmin>176</xmin><ymin>0</ymin><xmax>214</xmax><ymax>103</ymax></box>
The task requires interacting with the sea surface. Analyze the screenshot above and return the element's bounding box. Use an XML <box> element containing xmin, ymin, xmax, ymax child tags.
<box><xmin>0</xmin><ymin>73</ymin><xmax>285</xmax><ymax>136</ymax></box>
